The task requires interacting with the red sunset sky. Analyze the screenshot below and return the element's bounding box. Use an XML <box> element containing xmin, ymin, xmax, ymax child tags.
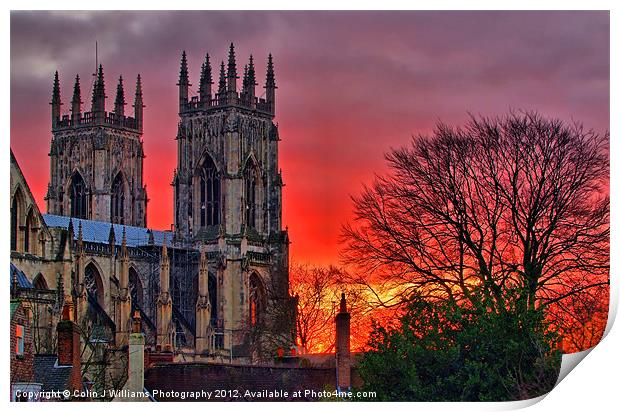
<box><xmin>10</xmin><ymin>11</ymin><xmax>609</xmax><ymax>267</ymax></box>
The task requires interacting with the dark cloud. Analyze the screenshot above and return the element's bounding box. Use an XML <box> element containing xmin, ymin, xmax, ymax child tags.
<box><xmin>10</xmin><ymin>11</ymin><xmax>609</xmax><ymax>265</ymax></box>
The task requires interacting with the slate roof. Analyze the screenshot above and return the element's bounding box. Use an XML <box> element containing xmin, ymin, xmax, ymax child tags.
<box><xmin>10</xmin><ymin>263</ymin><xmax>33</xmax><ymax>289</ymax></box>
<box><xmin>43</xmin><ymin>214</ymin><xmax>171</xmax><ymax>248</ymax></box>
<box><xmin>33</xmin><ymin>355</ymin><xmax>73</xmax><ymax>394</ymax></box>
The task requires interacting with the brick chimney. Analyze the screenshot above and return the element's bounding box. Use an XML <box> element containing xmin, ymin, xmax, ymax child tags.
<box><xmin>335</xmin><ymin>292</ymin><xmax>351</xmax><ymax>391</ymax></box>
<box><xmin>57</xmin><ymin>302</ymin><xmax>82</xmax><ymax>392</ymax></box>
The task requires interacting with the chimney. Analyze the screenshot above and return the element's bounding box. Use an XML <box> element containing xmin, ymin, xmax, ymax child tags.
<box><xmin>127</xmin><ymin>311</ymin><xmax>145</xmax><ymax>395</ymax></box>
<box><xmin>335</xmin><ymin>292</ymin><xmax>351</xmax><ymax>391</ymax></box>
<box><xmin>57</xmin><ymin>302</ymin><xmax>83</xmax><ymax>392</ymax></box>
<box><xmin>57</xmin><ymin>303</ymin><xmax>79</xmax><ymax>366</ymax></box>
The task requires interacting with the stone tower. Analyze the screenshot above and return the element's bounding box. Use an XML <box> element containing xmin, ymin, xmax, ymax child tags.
<box><xmin>46</xmin><ymin>67</ymin><xmax>148</xmax><ymax>227</ymax></box>
<box><xmin>173</xmin><ymin>44</ymin><xmax>291</xmax><ymax>354</ymax></box>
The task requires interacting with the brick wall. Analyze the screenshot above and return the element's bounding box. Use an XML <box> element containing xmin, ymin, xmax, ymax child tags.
<box><xmin>145</xmin><ymin>363</ymin><xmax>343</xmax><ymax>401</ymax></box>
<box><xmin>56</xmin><ymin>320</ymin><xmax>83</xmax><ymax>392</ymax></box>
<box><xmin>10</xmin><ymin>302</ymin><xmax>34</xmax><ymax>383</ymax></box>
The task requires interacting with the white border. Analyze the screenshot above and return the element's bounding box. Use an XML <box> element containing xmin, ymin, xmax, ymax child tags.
<box><xmin>3</xmin><ymin>2</ymin><xmax>617</xmax><ymax>411</ymax></box>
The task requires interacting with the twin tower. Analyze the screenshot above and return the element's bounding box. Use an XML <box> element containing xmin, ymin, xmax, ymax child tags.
<box><xmin>46</xmin><ymin>43</ymin><xmax>282</xmax><ymax>241</ymax></box>
<box><xmin>45</xmin><ymin>44</ymin><xmax>290</xmax><ymax>352</ymax></box>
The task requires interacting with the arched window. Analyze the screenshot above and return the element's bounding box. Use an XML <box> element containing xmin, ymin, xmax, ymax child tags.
<box><xmin>249</xmin><ymin>273</ymin><xmax>264</xmax><ymax>327</ymax></box>
<box><xmin>129</xmin><ymin>268</ymin><xmax>143</xmax><ymax>310</ymax></box>
<box><xmin>33</xmin><ymin>273</ymin><xmax>48</xmax><ymax>290</ymax></box>
<box><xmin>11</xmin><ymin>189</ymin><xmax>23</xmax><ymax>251</ymax></box>
<box><xmin>70</xmin><ymin>173</ymin><xmax>88</xmax><ymax>219</ymax></box>
<box><xmin>111</xmin><ymin>173</ymin><xmax>125</xmax><ymax>224</ymax></box>
<box><xmin>244</xmin><ymin>162</ymin><xmax>257</xmax><ymax>229</ymax></box>
<box><xmin>199</xmin><ymin>156</ymin><xmax>220</xmax><ymax>227</ymax></box>
<box><xmin>24</xmin><ymin>209</ymin><xmax>35</xmax><ymax>254</ymax></box>
<box><xmin>84</xmin><ymin>263</ymin><xmax>104</xmax><ymax>307</ymax></box>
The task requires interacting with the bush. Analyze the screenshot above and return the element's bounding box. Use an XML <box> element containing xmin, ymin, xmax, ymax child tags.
<box><xmin>357</xmin><ymin>296</ymin><xmax>561</xmax><ymax>401</ymax></box>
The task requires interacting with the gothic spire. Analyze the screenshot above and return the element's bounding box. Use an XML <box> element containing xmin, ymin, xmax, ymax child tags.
<box><xmin>265</xmin><ymin>54</ymin><xmax>277</xmax><ymax>115</ymax></box>
<box><xmin>67</xmin><ymin>218</ymin><xmax>74</xmax><ymax>240</ymax></box>
<box><xmin>121</xmin><ymin>226</ymin><xmax>128</xmax><ymax>260</ymax></box>
<box><xmin>114</xmin><ymin>75</ymin><xmax>126</xmax><ymax>117</ymax></box>
<box><xmin>77</xmin><ymin>221</ymin><xmax>84</xmax><ymax>254</ymax></box>
<box><xmin>226</xmin><ymin>43</ymin><xmax>238</xmax><ymax>93</ymax></box>
<box><xmin>242</xmin><ymin>65</ymin><xmax>248</xmax><ymax>94</ymax></box>
<box><xmin>77</xmin><ymin>221</ymin><xmax>83</xmax><ymax>242</ymax></box>
<box><xmin>218</xmin><ymin>61</ymin><xmax>226</xmax><ymax>98</ymax></box>
<box><xmin>91</xmin><ymin>64</ymin><xmax>106</xmax><ymax>115</ymax></box>
<box><xmin>247</xmin><ymin>55</ymin><xmax>257</xmax><ymax>106</ymax></box>
<box><xmin>247</xmin><ymin>55</ymin><xmax>257</xmax><ymax>88</ymax></box>
<box><xmin>71</xmin><ymin>74</ymin><xmax>82</xmax><ymax>121</ymax></box>
<box><xmin>108</xmin><ymin>224</ymin><xmax>116</xmax><ymax>245</ymax></box>
<box><xmin>265</xmin><ymin>53</ymin><xmax>276</xmax><ymax>88</ymax></box>
<box><xmin>178</xmin><ymin>51</ymin><xmax>189</xmax><ymax>112</ymax></box>
<box><xmin>51</xmin><ymin>71</ymin><xmax>62</xmax><ymax>127</ymax></box>
<box><xmin>52</xmin><ymin>71</ymin><xmax>61</xmax><ymax>104</ymax></box>
<box><xmin>133</xmin><ymin>74</ymin><xmax>144</xmax><ymax>132</ymax></box>
<box><xmin>199</xmin><ymin>53</ymin><xmax>213</xmax><ymax>103</ymax></box>
<box><xmin>178</xmin><ymin>50</ymin><xmax>189</xmax><ymax>85</ymax></box>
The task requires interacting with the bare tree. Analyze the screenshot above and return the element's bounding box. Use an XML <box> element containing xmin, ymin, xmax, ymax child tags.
<box><xmin>546</xmin><ymin>284</ymin><xmax>609</xmax><ymax>352</ymax></box>
<box><xmin>290</xmin><ymin>263</ymin><xmax>373</xmax><ymax>353</ymax></box>
<box><xmin>341</xmin><ymin>111</ymin><xmax>609</xmax><ymax>343</ymax></box>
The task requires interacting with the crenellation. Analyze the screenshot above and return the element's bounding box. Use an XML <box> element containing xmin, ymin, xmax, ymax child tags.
<box><xmin>14</xmin><ymin>44</ymin><xmax>293</xmax><ymax>379</ymax></box>
<box><xmin>171</xmin><ymin>44</ymin><xmax>291</xmax><ymax>358</ymax></box>
<box><xmin>47</xmin><ymin>66</ymin><xmax>147</xmax><ymax>227</ymax></box>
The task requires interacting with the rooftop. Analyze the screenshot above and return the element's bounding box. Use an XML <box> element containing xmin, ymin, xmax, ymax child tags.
<box><xmin>43</xmin><ymin>214</ymin><xmax>171</xmax><ymax>248</ymax></box>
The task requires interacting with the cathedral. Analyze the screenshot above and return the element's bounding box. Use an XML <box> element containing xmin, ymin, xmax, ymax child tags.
<box><xmin>9</xmin><ymin>43</ymin><xmax>294</xmax><ymax>377</ymax></box>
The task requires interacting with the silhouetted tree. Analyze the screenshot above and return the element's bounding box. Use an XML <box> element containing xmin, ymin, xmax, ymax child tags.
<box><xmin>289</xmin><ymin>264</ymin><xmax>369</xmax><ymax>353</ymax></box>
<box><xmin>342</xmin><ymin>112</ymin><xmax>609</xmax><ymax>335</ymax></box>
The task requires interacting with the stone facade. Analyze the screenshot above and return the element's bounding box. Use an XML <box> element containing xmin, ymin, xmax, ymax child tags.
<box><xmin>46</xmin><ymin>68</ymin><xmax>147</xmax><ymax>227</ymax></box>
<box><xmin>171</xmin><ymin>45</ymin><xmax>291</xmax><ymax>355</ymax></box>
<box><xmin>10</xmin><ymin>43</ymin><xmax>293</xmax><ymax>374</ymax></box>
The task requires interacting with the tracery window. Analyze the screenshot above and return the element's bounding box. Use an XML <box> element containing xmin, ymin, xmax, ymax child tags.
<box><xmin>84</xmin><ymin>263</ymin><xmax>104</xmax><ymax>307</ymax></box>
<box><xmin>70</xmin><ymin>173</ymin><xmax>88</xmax><ymax>219</ymax></box>
<box><xmin>111</xmin><ymin>173</ymin><xmax>125</xmax><ymax>224</ymax></box>
<box><xmin>244</xmin><ymin>163</ymin><xmax>257</xmax><ymax>229</ymax></box>
<box><xmin>199</xmin><ymin>157</ymin><xmax>220</xmax><ymax>227</ymax></box>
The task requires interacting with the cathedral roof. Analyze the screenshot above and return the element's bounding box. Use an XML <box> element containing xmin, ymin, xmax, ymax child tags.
<box><xmin>10</xmin><ymin>263</ymin><xmax>34</xmax><ymax>289</ymax></box>
<box><xmin>43</xmin><ymin>214</ymin><xmax>170</xmax><ymax>248</ymax></box>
